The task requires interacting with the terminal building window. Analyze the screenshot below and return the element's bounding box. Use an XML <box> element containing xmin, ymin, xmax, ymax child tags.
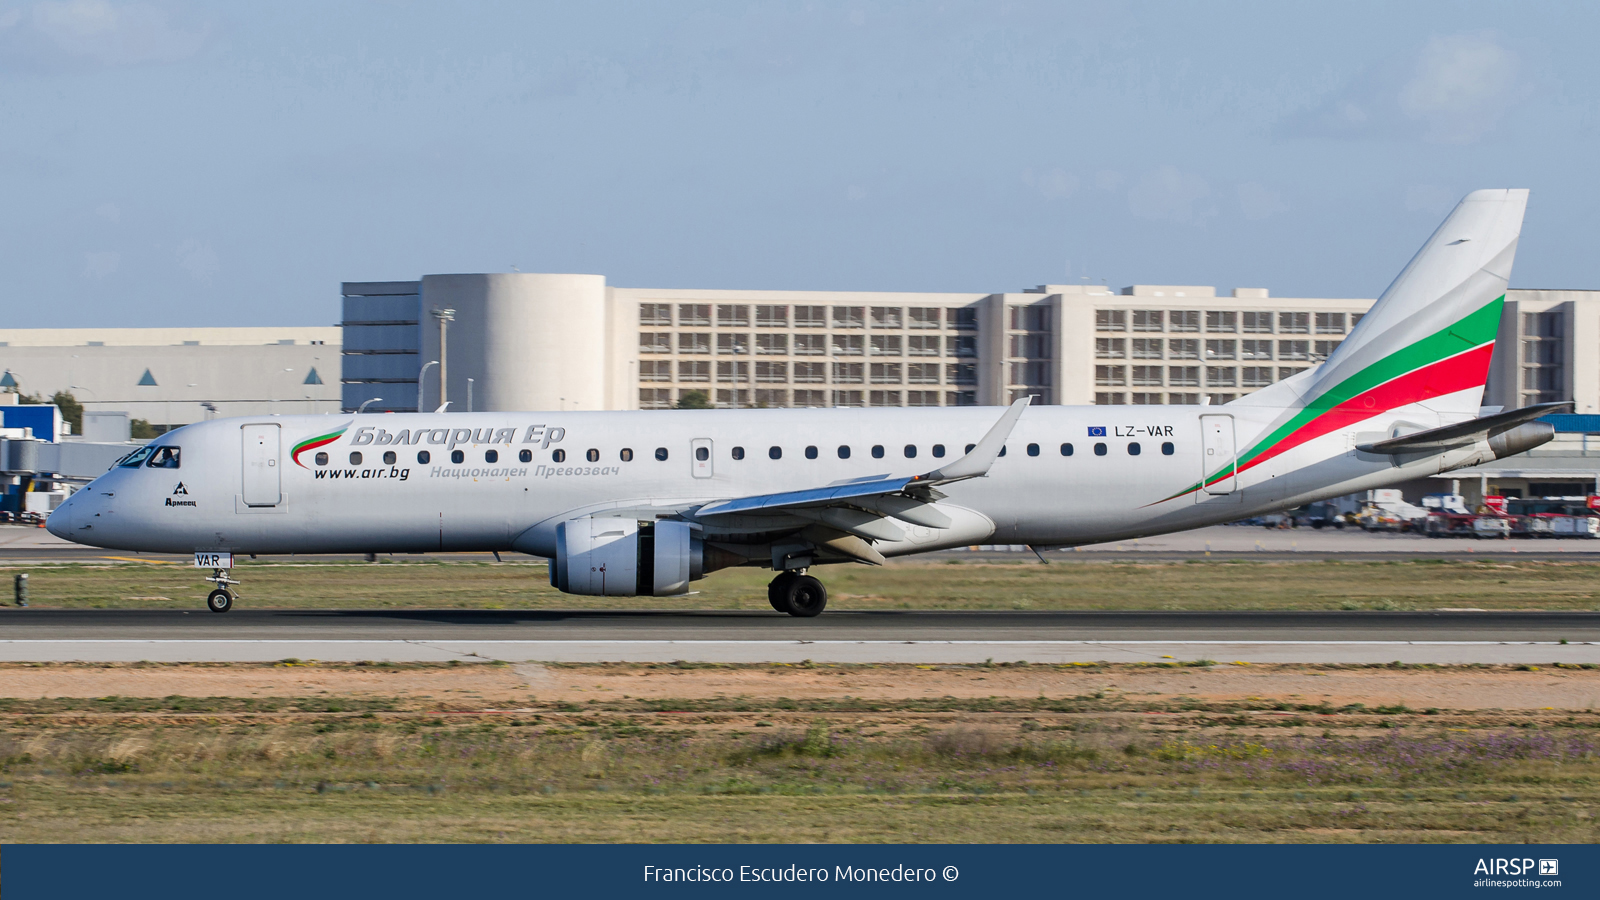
<box><xmin>1095</xmin><ymin>309</ymin><xmax>1126</xmax><ymax>332</ymax></box>
<box><xmin>639</xmin><ymin>333</ymin><xmax>670</xmax><ymax>354</ymax></box>
<box><xmin>1168</xmin><ymin>366</ymin><xmax>1200</xmax><ymax>387</ymax></box>
<box><xmin>755</xmin><ymin>362</ymin><xmax>788</xmax><ymax>383</ymax></box>
<box><xmin>869</xmin><ymin>391</ymin><xmax>901</xmax><ymax>407</ymax></box>
<box><xmin>832</xmin><ymin>306</ymin><xmax>865</xmax><ymax>328</ymax></box>
<box><xmin>716</xmin><ymin>361</ymin><xmax>747</xmax><ymax>383</ymax></box>
<box><xmin>1314</xmin><ymin>340</ymin><xmax>1341</xmax><ymax>359</ymax></box>
<box><xmin>678</xmin><ymin>333</ymin><xmax>710</xmax><ymax>354</ymax></box>
<box><xmin>947</xmin><ymin>363</ymin><xmax>977</xmax><ymax>385</ymax></box>
<box><xmin>948</xmin><ymin>390</ymin><xmax>977</xmax><ymax>406</ymax></box>
<box><xmin>1241</xmin><ymin>339</ymin><xmax>1273</xmax><ymax>360</ymax></box>
<box><xmin>1205</xmin><ymin>311</ymin><xmax>1237</xmax><ymax>333</ymax></box>
<box><xmin>677</xmin><ymin>361</ymin><xmax>710</xmax><ymax>382</ymax></box>
<box><xmin>1241</xmin><ymin>367</ymin><xmax>1275</xmax><ymax>388</ymax></box>
<box><xmin>871</xmin><ymin>335</ymin><xmax>903</xmax><ymax>356</ymax></box>
<box><xmin>1205</xmin><ymin>339</ymin><xmax>1236</xmax><ymax>360</ymax></box>
<box><xmin>1094</xmin><ymin>394</ymin><xmax>1124</xmax><ymax>406</ymax></box>
<box><xmin>831</xmin><ymin>334</ymin><xmax>864</xmax><ymax>356</ymax></box>
<box><xmin>1277</xmin><ymin>367</ymin><xmax>1307</xmax><ymax>381</ymax></box>
<box><xmin>870</xmin><ymin>363</ymin><xmax>903</xmax><ymax>384</ymax></box>
<box><xmin>1095</xmin><ymin>338</ymin><xmax>1126</xmax><ymax>359</ymax></box>
<box><xmin>1131</xmin><ymin>392</ymin><xmax>1164</xmax><ymax>404</ymax></box>
<box><xmin>755</xmin><ymin>333</ymin><xmax>787</xmax><ymax>355</ymax></box>
<box><xmin>1131</xmin><ymin>338</ymin><xmax>1164</xmax><ymax>359</ymax></box>
<box><xmin>1095</xmin><ymin>365</ymin><xmax>1126</xmax><ymax>387</ymax></box>
<box><xmin>678</xmin><ymin>304</ymin><xmax>711</xmax><ymax>326</ymax></box>
<box><xmin>1241</xmin><ymin>311</ymin><xmax>1273</xmax><ymax>333</ymax></box>
<box><xmin>1278</xmin><ymin>340</ymin><xmax>1309</xmax><ymax>361</ymax></box>
<box><xmin>639</xmin><ymin>303</ymin><xmax>672</xmax><ymax>326</ymax></box>
<box><xmin>907</xmin><ymin>335</ymin><xmax>941</xmax><ymax>356</ymax></box>
<box><xmin>716</xmin><ymin>333</ymin><xmax>749</xmax><ymax>355</ymax></box>
<box><xmin>1279</xmin><ymin>312</ymin><xmax>1309</xmax><ymax>333</ymax></box>
<box><xmin>793</xmin><ymin>334</ymin><xmax>826</xmax><ymax>355</ymax></box>
<box><xmin>950</xmin><ymin>308</ymin><xmax>978</xmax><ymax>330</ymax></box>
<box><xmin>833</xmin><ymin>390</ymin><xmax>864</xmax><ymax>407</ymax></box>
<box><xmin>1168</xmin><ymin>310</ymin><xmax>1200</xmax><ymax>332</ymax></box>
<box><xmin>906</xmin><ymin>390</ymin><xmax>939</xmax><ymax>406</ymax></box>
<box><xmin>716</xmin><ymin>305</ymin><xmax>750</xmax><ymax>327</ymax></box>
<box><xmin>1131</xmin><ymin>310</ymin><xmax>1163</xmax><ymax>332</ymax></box>
<box><xmin>908</xmin><ymin>307</ymin><xmax>941</xmax><ymax>329</ymax></box>
<box><xmin>871</xmin><ymin>307</ymin><xmax>903</xmax><ymax>328</ymax></box>
<box><xmin>639</xmin><ymin>388</ymin><xmax>672</xmax><ymax>409</ymax></box>
<box><xmin>755</xmin><ymin>389</ymin><xmax>788</xmax><ymax>407</ymax></box>
<box><xmin>907</xmin><ymin>363</ymin><xmax>940</xmax><ymax>384</ymax></box>
<box><xmin>794</xmin><ymin>306</ymin><xmax>827</xmax><ymax>328</ymax></box>
<box><xmin>947</xmin><ymin>335</ymin><xmax>978</xmax><ymax>357</ymax></box>
<box><xmin>793</xmin><ymin>389</ymin><xmax>826</xmax><ymax>407</ymax></box>
<box><xmin>1168</xmin><ymin>339</ymin><xmax>1199</xmax><ymax>360</ymax></box>
<box><xmin>793</xmin><ymin>362</ymin><xmax>826</xmax><ymax>383</ymax></box>
<box><xmin>833</xmin><ymin>362</ymin><xmax>864</xmax><ymax>384</ymax></box>
<box><xmin>1315</xmin><ymin>313</ymin><xmax>1346</xmax><ymax>334</ymax></box>
<box><xmin>639</xmin><ymin>361</ymin><xmax>671</xmax><ymax>382</ymax></box>
<box><xmin>1206</xmin><ymin>367</ymin><xmax>1238</xmax><ymax>388</ymax></box>
<box><xmin>755</xmin><ymin>305</ymin><xmax>788</xmax><ymax>327</ymax></box>
<box><xmin>1131</xmin><ymin>365</ymin><xmax>1163</xmax><ymax>387</ymax></box>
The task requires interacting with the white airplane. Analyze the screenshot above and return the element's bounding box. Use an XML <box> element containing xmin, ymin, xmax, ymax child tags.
<box><xmin>49</xmin><ymin>189</ymin><xmax>1560</xmax><ymax>615</ymax></box>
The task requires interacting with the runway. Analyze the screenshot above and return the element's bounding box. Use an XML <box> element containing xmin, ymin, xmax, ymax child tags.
<box><xmin>2</xmin><ymin>609</ymin><xmax>1596</xmax><ymax>664</ymax></box>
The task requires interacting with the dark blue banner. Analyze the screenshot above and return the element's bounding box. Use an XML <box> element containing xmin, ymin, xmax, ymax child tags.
<box><xmin>6</xmin><ymin>844</ymin><xmax>1595</xmax><ymax>899</ymax></box>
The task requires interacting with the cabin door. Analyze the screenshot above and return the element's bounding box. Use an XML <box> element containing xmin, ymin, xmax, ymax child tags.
<box><xmin>1199</xmin><ymin>414</ymin><xmax>1237</xmax><ymax>496</ymax></box>
<box><xmin>241</xmin><ymin>424</ymin><xmax>282</xmax><ymax>507</ymax></box>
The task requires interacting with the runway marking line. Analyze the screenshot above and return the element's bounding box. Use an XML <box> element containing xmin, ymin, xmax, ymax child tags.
<box><xmin>99</xmin><ymin>556</ymin><xmax>180</xmax><ymax>565</ymax></box>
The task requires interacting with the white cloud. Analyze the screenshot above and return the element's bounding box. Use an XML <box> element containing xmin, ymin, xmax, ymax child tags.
<box><xmin>1127</xmin><ymin>166</ymin><xmax>1213</xmax><ymax>225</ymax></box>
<box><xmin>82</xmin><ymin>250</ymin><xmax>119</xmax><ymax>278</ymax></box>
<box><xmin>1398</xmin><ymin>33</ymin><xmax>1520</xmax><ymax>144</ymax></box>
<box><xmin>175</xmin><ymin>239</ymin><xmax>218</xmax><ymax>283</ymax></box>
<box><xmin>0</xmin><ymin>1</ymin><xmax>209</xmax><ymax>69</ymax></box>
<box><xmin>1236</xmin><ymin>182</ymin><xmax>1288</xmax><ymax>221</ymax></box>
<box><xmin>1022</xmin><ymin>168</ymin><xmax>1079</xmax><ymax>200</ymax></box>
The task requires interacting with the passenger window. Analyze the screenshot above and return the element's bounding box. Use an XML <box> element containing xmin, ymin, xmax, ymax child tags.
<box><xmin>732</xmin><ymin>446</ymin><xmax>745</xmax><ymax>460</ymax></box>
<box><xmin>1061</xmin><ymin>443</ymin><xmax>1074</xmax><ymax>456</ymax></box>
<box><xmin>1094</xmin><ymin>443</ymin><xmax>1107</xmax><ymax>456</ymax></box>
<box><xmin>349</xmin><ymin>452</ymin><xmax>363</xmax><ymax>465</ymax></box>
<box><xmin>655</xmin><ymin>447</ymin><xmax>668</xmax><ymax>461</ymax></box>
<box><xmin>315</xmin><ymin>452</ymin><xmax>329</xmax><ymax>466</ymax></box>
<box><xmin>965</xmin><ymin>444</ymin><xmax>975</xmax><ymax>453</ymax></box>
<box><xmin>586</xmin><ymin>449</ymin><xmax>600</xmax><ymax>462</ymax></box>
<box><xmin>872</xmin><ymin>445</ymin><xmax>885</xmax><ymax>459</ymax></box>
<box><xmin>486</xmin><ymin>449</ymin><xmax>499</xmax><ymax>463</ymax></box>
<box><xmin>620</xmin><ymin>448</ymin><xmax>634</xmax><ymax>461</ymax></box>
<box><xmin>117</xmin><ymin>446</ymin><xmax>155</xmax><ymax>468</ymax></box>
<box><xmin>904</xmin><ymin>444</ymin><xmax>917</xmax><ymax>458</ymax></box>
<box><xmin>837</xmin><ymin>445</ymin><xmax>851</xmax><ymax>459</ymax></box>
<box><xmin>553</xmin><ymin>449</ymin><xmax>566</xmax><ymax>462</ymax></box>
<box><xmin>519</xmin><ymin>449</ymin><xmax>532</xmax><ymax>463</ymax></box>
<box><xmin>932</xmin><ymin>444</ymin><xmax>945</xmax><ymax>458</ymax></box>
<box><xmin>1128</xmin><ymin>442</ymin><xmax>1141</xmax><ymax>456</ymax></box>
<box><xmin>146</xmin><ymin>446</ymin><xmax>181</xmax><ymax>469</ymax></box>
<box><xmin>1162</xmin><ymin>442</ymin><xmax>1175</xmax><ymax>456</ymax></box>
<box><xmin>451</xmin><ymin>450</ymin><xmax>464</xmax><ymax>464</ymax></box>
<box><xmin>383</xmin><ymin>451</ymin><xmax>396</xmax><ymax>465</ymax></box>
<box><xmin>695</xmin><ymin>447</ymin><xmax>709</xmax><ymax>461</ymax></box>
<box><xmin>805</xmin><ymin>446</ymin><xmax>818</xmax><ymax>459</ymax></box>
<box><xmin>769</xmin><ymin>446</ymin><xmax>783</xmax><ymax>460</ymax></box>
<box><xmin>418</xmin><ymin>450</ymin><xmax>431</xmax><ymax>464</ymax></box>
<box><xmin>1026</xmin><ymin>443</ymin><xmax>1039</xmax><ymax>457</ymax></box>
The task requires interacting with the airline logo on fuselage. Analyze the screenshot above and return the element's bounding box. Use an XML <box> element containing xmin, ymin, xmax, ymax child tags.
<box><xmin>348</xmin><ymin>424</ymin><xmax>566</xmax><ymax>451</ymax></box>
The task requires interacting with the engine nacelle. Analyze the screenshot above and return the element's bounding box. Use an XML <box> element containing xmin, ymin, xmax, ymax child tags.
<box><xmin>551</xmin><ymin>518</ymin><xmax>704</xmax><ymax>596</ymax></box>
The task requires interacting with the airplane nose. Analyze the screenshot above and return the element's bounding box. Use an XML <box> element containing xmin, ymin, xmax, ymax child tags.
<box><xmin>45</xmin><ymin>495</ymin><xmax>77</xmax><ymax>540</ymax></box>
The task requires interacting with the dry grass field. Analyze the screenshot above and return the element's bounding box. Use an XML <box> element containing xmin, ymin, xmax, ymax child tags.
<box><xmin>4</xmin><ymin>556</ymin><xmax>1600</xmax><ymax>611</ymax></box>
<box><xmin>0</xmin><ymin>661</ymin><xmax>1594</xmax><ymax>843</ymax></box>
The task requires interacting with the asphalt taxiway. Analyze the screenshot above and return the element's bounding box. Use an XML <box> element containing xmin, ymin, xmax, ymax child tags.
<box><xmin>1</xmin><ymin>609</ymin><xmax>1595</xmax><ymax>665</ymax></box>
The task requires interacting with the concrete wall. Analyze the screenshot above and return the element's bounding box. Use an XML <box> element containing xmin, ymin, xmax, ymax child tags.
<box><xmin>419</xmin><ymin>273</ymin><xmax>609</xmax><ymax>413</ymax></box>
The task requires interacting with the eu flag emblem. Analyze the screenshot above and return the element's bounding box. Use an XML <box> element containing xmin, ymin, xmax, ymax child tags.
<box><xmin>1087</xmin><ymin>426</ymin><xmax>1106</xmax><ymax>437</ymax></box>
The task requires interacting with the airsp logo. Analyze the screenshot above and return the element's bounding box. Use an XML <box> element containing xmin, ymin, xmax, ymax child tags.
<box><xmin>166</xmin><ymin>482</ymin><xmax>196</xmax><ymax>508</ymax></box>
<box><xmin>172</xmin><ymin>482</ymin><xmax>188</xmax><ymax>495</ymax></box>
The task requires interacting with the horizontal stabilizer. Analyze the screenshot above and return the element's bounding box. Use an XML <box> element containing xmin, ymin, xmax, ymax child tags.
<box><xmin>1356</xmin><ymin>401</ymin><xmax>1571</xmax><ymax>454</ymax></box>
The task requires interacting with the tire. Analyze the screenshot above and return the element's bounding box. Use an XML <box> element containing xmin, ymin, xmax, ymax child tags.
<box><xmin>207</xmin><ymin>589</ymin><xmax>234</xmax><ymax>613</ymax></box>
<box><xmin>779</xmin><ymin>574</ymin><xmax>828</xmax><ymax>618</ymax></box>
<box><xmin>767</xmin><ymin>572</ymin><xmax>797</xmax><ymax>613</ymax></box>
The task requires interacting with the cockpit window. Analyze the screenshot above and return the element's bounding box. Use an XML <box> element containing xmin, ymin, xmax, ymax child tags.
<box><xmin>117</xmin><ymin>446</ymin><xmax>155</xmax><ymax>468</ymax></box>
<box><xmin>146</xmin><ymin>446</ymin><xmax>181</xmax><ymax>469</ymax></box>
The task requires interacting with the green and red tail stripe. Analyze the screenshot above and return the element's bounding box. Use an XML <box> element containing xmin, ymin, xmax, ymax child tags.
<box><xmin>1157</xmin><ymin>295</ymin><xmax>1504</xmax><ymax>503</ymax></box>
<box><xmin>291</xmin><ymin>424</ymin><xmax>350</xmax><ymax>468</ymax></box>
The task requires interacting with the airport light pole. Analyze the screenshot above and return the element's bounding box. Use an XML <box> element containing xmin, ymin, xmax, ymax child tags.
<box><xmin>430</xmin><ymin>308</ymin><xmax>455</xmax><ymax>410</ymax></box>
<box><xmin>417</xmin><ymin>360</ymin><xmax>439</xmax><ymax>413</ymax></box>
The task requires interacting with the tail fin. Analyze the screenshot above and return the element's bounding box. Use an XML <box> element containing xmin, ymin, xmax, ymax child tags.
<box><xmin>1240</xmin><ymin>188</ymin><xmax>1527</xmax><ymax>419</ymax></box>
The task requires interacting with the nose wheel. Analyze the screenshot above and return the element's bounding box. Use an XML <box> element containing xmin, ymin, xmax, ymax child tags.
<box><xmin>204</xmin><ymin>568</ymin><xmax>238</xmax><ymax>613</ymax></box>
<box><xmin>767</xmin><ymin>570</ymin><xmax>828</xmax><ymax>617</ymax></box>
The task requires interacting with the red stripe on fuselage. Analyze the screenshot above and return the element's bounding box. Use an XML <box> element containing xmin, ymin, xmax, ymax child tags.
<box><xmin>1220</xmin><ymin>342</ymin><xmax>1495</xmax><ymax>484</ymax></box>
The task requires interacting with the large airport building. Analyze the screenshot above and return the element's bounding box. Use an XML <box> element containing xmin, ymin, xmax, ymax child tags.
<box><xmin>4</xmin><ymin>273</ymin><xmax>1600</xmax><ymax>508</ymax></box>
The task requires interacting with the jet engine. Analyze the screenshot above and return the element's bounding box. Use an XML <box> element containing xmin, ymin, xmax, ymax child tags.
<box><xmin>550</xmin><ymin>518</ymin><xmax>705</xmax><ymax>596</ymax></box>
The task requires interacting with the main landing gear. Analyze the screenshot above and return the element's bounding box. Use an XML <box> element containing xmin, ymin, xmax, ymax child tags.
<box><xmin>205</xmin><ymin>568</ymin><xmax>238</xmax><ymax>613</ymax></box>
<box><xmin>767</xmin><ymin>570</ymin><xmax>827</xmax><ymax>618</ymax></box>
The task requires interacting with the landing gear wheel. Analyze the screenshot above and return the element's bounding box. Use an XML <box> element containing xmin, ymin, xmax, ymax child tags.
<box><xmin>767</xmin><ymin>572</ymin><xmax>798</xmax><ymax>613</ymax></box>
<box><xmin>776</xmin><ymin>574</ymin><xmax>827</xmax><ymax>618</ymax></box>
<box><xmin>206</xmin><ymin>589</ymin><xmax>234</xmax><ymax>613</ymax></box>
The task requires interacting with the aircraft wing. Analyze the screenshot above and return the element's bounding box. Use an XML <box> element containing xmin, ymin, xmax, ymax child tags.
<box><xmin>689</xmin><ymin>397</ymin><xmax>1031</xmax><ymax>562</ymax></box>
<box><xmin>1356</xmin><ymin>401</ymin><xmax>1571</xmax><ymax>454</ymax></box>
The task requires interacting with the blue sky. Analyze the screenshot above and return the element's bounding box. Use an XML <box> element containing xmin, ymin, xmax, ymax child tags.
<box><xmin>2</xmin><ymin>1</ymin><xmax>1596</xmax><ymax>327</ymax></box>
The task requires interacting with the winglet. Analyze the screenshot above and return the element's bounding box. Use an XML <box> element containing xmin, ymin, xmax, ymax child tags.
<box><xmin>916</xmin><ymin>396</ymin><xmax>1031</xmax><ymax>484</ymax></box>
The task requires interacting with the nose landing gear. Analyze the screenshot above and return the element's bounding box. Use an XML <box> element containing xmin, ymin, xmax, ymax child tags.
<box><xmin>767</xmin><ymin>570</ymin><xmax>828</xmax><ymax>617</ymax></box>
<box><xmin>205</xmin><ymin>568</ymin><xmax>238</xmax><ymax>613</ymax></box>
